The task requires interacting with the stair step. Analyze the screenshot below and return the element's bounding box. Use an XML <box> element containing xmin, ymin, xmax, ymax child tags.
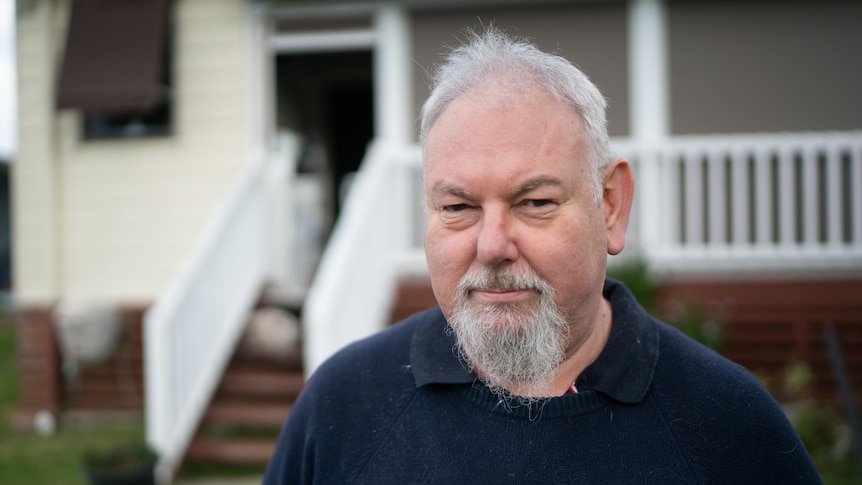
<box><xmin>390</xmin><ymin>279</ymin><xmax>435</xmax><ymax>323</ymax></box>
<box><xmin>229</xmin><ymin>352</ymin><xmax>304</xmax><ymax>371</ymax></box>
<box><xmin>186</xmin><ymin>438</ymin><xmax>277</xmax><ymax>465</ymax></box>
<box><xmin>65</xmin><ymin>393</ymin><xmax>143</xmax><ymax>410</ymax></box>
<box><xmin>218</xmin><ymin>370</ymin><xmax>304</xmax><ymax>399</ymax></box>
<box><xmin>204</xmin><ymin>402</ymin><xmax>292</xmax><ymax>427</ymax></box>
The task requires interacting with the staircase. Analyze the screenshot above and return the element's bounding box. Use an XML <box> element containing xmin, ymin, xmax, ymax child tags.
<box><xmin>178</xmin><ymin>279</ymin><xmax>436</xmax><ymax>471</ymax></box>
<box><xmin>177</xmin><ymin>279</ymin><xmax>434</xmax><ymax>472</ymax></box>
<box><xmin>50</xmin><ymin>301</ymin><xmax>306</xmax><ymax>477</ymax></box>
<box><xmin>183</xmin><ymin>349</ymin><xmax>304</xmax><ymax>472</ymax></box>
<box><xmin>181</xmin><ymin>302</ymin><xmax>305</xmax><ymax>475</ymax></box>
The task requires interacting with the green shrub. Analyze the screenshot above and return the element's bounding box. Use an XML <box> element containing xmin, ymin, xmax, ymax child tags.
<box><xmin>607</xmin><ymin>254</ymin><xmax>660</xmax><ymax>312</ymax></box>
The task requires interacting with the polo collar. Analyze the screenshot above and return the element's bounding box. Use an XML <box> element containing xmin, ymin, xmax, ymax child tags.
<box><xmin>409</xmin><ymin>279</ymin><xmax>659</xmax><ymax>404</ymax></box>
<box><xmin>410</xmin><ymin>306</ymin><xmax>476</xmax><ymax>386</ymax></box>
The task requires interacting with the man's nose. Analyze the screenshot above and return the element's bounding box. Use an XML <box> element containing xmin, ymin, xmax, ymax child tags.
<box><xmin>476</xmin><ymin>207</ymin><xmax>519</xmax><ymax>267</ymax></box>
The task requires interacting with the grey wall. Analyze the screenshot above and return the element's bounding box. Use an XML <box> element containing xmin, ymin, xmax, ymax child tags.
<box><xmin>669</xmin><ymin>1</ymin><xmax>862</xmax><ymax>135</ymax></box>
<box><xmin>410</xmin><ymin>3</ymin><xmax>630</xmax><ymax>140</ymax></box>
<box><xmin>408</xmin><ymin>0</ymin><xmax>861</xmax><ymax>139</ymax></box>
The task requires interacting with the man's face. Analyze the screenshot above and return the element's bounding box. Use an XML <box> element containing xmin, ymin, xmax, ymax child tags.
<box><xmin>423</xmin><ymin>83</ymin><xmax>611</xmax><ymax>358</ymax></box>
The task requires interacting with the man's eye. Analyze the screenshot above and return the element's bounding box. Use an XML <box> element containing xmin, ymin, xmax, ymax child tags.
<box><xmin>443</xmin><ymin>204</ymin><xmax>469</xmax><ymax>212</ymax></box>
<box><xmin>525</xmin><ymin>199</ymin><xmax>552</xmax><ymax>208</ymax></box>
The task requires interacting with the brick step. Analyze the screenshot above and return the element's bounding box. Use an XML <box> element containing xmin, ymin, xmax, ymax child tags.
<box><xmin>186</xmin><ymin>438</ymin><xmax>277</xmax><ymax>466</ymax></box>
<box><xmin>217</xmin><ymin>370</ymin><xmax>304</xmax><ymax>400</ymax></box>
<box><xmin>64</xmin><ymin>393</ymin><xmax>143</xmax><ymax>410</ymax></box>
<box><xmin>203</xmin><ymin>402</ymin><xmax>292</xmax><ymax>428</ymax></box>
<box><xmin>64</xmin><ymin>373</ymin><xmax>143</xmax><ymax>390</ymax></box>
<box><xmin>389</xmin><ymin>279</ymin><xmax>437</xmax><ymax>323</ymax></box>
<box><xmin>184</xmin><ymin>327</ymin><xmax>305</xmax><ymax>469</ymax></box>
<box><xmin>229</xmin><ymin>352</ymin><xmax>304</xmax><ymax>371</ymax></box>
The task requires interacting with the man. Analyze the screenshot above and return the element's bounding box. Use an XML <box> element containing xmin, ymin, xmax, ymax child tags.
<box><xmin>264</xmin><ymin>28</ymin><xmax>820</xmax><ymax>484</ymax></box>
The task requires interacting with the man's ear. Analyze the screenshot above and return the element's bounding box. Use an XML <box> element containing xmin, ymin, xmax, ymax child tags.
<box><xmin>603</xmin><ymin>158</ymin><xmax>635</xmax><ymax>255</ymax></box>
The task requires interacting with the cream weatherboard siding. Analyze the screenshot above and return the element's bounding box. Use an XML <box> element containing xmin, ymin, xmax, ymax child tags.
<box><xmin>13</xmin><ymin>0</ymin><xmax>63</xmax><ymax>304</ymax></box>
<box><xmin>15</xmin><ymin>0</ymin><xmax>253</xmax><ymax>305</ymax></box>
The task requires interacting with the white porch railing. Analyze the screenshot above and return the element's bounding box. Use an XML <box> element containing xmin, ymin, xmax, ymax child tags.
<box><xmin>144</xmin><ymin>134</ymin><xmax>300</xmax><ymax>483</ymax></box>
<box><xmin>621</xmin><ymin>131</ymin><xmax>862</xmax><ymax>272</ymax></box>
<box><xmin>302</xmin><ymin>140</ymin><xmax>419</xmax><ymax>373</ymax></box>
<box><xmin>304</xmin><ymin>131</ymin><xmax>862</xmax><ymax>376</ymax></box>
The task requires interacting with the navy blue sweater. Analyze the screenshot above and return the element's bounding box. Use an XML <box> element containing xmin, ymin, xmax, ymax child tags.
<box><xmin>264</xmin><ymin>280</ymin><xmax>820</xmax><ymax>484</ymax></box>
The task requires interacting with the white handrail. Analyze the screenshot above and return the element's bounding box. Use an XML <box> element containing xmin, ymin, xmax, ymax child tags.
<box><xmin>303</xmin><ymin>140</ymin><xmax>417</xmax><ymax>375</ymax></box>
<box><xmin>144</xmin><ymin>134</ymin><xmax>300</xmax><ymax>483</ymax></box>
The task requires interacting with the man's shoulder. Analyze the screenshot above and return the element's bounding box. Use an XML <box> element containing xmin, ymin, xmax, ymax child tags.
<box><xmin>653</xmin><ymin>320</ymin><xmax>761</xmax><ymax>395</ymax></box>
<box><xmin>650</xmin><ymin>320</ymin><xmax>820</xmax><ymax>478</ymax></box>
<box><xmin>649</xmin><ymin>319</ymin><xmax>789</xmax><ymax>440</ymax></box>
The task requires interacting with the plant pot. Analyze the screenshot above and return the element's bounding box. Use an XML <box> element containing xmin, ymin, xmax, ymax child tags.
<box><xmin>82</xmin><ymin>444</ymin><xmax>158</xmax><ymax>485</ymax></box>
<box><xmin>83</xmin><ymin>459</ymin><xmax>155</xmax><ymax>485</ymax></box>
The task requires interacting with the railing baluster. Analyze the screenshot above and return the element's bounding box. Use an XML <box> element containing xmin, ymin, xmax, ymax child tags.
<box><xmin>778</xmin><ymin>145</ymin><xmax>796</xmax><ymax>246</ymax></box>
<box><xmin>666</xmin><ymin>151</ymin><xmax>682</xmax><ymax>246</ymax></box>
<box><xmin>731</xmin><ymin>147</ymin><xmax>750</xmax><ymax>247</ymax></box>
<box><xmin>754</xmin><ymin>146</ymin><xmax>772</xmax><ymax>246</ymax></box>
<box><xmin>684</xmin><ymin>148</ymin><xmax>704</xmax><ymax>245</ymax></box>
<box><xmin>853</xmin><ymin>143</ymin><xmax>862</xmax><ymax>245</ymax></box>
<box><xmin>707</xmin><ymin>147</ymin><xmax>726</xmax><ymax>246</ymax></box>
<box><xmin>802</xmin><ymin>146</ymin><xmax>819</xmax><ymax>246</ymax></box>
<box><xmin>826</xmin><ymin>145</ymin><xmax>843</xmax><ymax>246</ymax></box>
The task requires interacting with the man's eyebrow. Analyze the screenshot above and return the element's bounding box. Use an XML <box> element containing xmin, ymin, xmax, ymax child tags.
<box><xmin>431</xmin><ymin>183</ymin><xmax>475</xmax><ymax>201</ymax></box>
<box><xmin>511</xmin><ymin>175</ymin><xmax>564</xmax><ymax>198</ymax></box>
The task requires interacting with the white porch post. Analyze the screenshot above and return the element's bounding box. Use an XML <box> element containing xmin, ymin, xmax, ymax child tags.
<box><xmin>374</xmin><ymin>5</ymin><xmax>411</xmax><ymax>148</ymax></box>
<box><xmin>628</xmin><ymin>0</ymin><xmax>669</xmax><ymax>254</ymax></box>
<box><xmin>374</xmin><ymin>5</ymin><xmax>413</xmax><ymax>253</ymax></box>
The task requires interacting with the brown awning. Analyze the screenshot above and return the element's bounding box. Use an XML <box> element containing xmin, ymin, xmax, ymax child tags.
<box><xmin>56</xmin><ymin>0</ymin><xmax>170</xmax><ymax>112</ymax></box>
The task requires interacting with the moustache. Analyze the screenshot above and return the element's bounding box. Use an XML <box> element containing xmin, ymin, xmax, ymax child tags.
<box><xmin>457</xmin><ymin>267</ymin><xmax>550</xmax><ymax>295</ymax></box>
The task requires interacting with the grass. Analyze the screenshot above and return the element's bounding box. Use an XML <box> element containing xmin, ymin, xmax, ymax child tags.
<box><xmin>0</xmin><ymin>313</ymin><xmax>148</xmax><ymax>485</ymax></box>
<box><xmin>0</xmin><ymin>420</ymin><xmax>147</xmax><ymax>485</ymax></box>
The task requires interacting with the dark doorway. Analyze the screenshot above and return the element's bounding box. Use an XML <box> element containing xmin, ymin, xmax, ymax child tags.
<box><xmin>275</xmin><ymin>51</ymin><xmax>375</xmax><ymax>219</ymax></box>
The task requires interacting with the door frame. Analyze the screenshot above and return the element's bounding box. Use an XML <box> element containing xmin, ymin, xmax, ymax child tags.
<box><xmin>258</xmin><ymin>4</ymin><xmax>413</xmax><ymax>148</ymax></box>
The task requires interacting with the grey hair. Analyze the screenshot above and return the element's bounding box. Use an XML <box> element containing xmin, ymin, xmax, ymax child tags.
<box><xmin>419</xmin><ymin>28</ymin><xmax>612</xmax><ymax>204</ymax></box>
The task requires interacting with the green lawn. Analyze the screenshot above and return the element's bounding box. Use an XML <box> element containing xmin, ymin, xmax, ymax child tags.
<box><xmin>0</xmin><ymin>420</ymin><xmax>147</xmax><ymax>485</ymax></box>
<box><xmin>0</xmin><ymin>315</ymin><xmax>150</xmax><ymax>485</ymax></box>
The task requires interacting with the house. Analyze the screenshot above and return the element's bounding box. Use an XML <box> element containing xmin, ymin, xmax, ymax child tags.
<box><xmin>13</xmin><ymin>0</ymin><xmax>862</xmax><ymax>481</ymax></box>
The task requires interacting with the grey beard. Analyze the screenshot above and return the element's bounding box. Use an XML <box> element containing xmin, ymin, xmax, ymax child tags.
<box><xmin>448</xmin><ymin>266</ymin><xmax>570</xmax><ymax>398</ymax></box>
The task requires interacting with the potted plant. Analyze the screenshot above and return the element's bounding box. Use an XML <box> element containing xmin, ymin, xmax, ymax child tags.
<box><xmin>82</xmin><ymin>442</ymin><xmax>158</xmax><ymax>485</ymax></box>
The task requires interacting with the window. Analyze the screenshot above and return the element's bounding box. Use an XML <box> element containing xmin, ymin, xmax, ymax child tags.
<box><xmin>56</xmin><ymin>0</ymin><xmax>173</xmax><ymax>139</ymax></box>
